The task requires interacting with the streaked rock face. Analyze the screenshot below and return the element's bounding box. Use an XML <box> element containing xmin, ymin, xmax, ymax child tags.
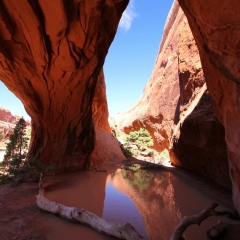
<box><xmin>0</xmin><ymin>0</ymin><xmax>128</xmax><ymax>170</ymax></box>
<box><xmin>178</xmin><ymin>0</ymin><xmax>240</xmax><ymax>212</ymax></box>
<box><xmin>114</xmin><ymin>2</ymin><xmax>205</xmax><ymax>152</ymax></box>
<box><xmin>114</xmin><ymin>1</ymin><xmax>230</xmax><ymax>189</ymax></box>
<box><xmin>91</xmin><ymin>70</ymin><xmax>125</xmax><ymax>168</ymax></box>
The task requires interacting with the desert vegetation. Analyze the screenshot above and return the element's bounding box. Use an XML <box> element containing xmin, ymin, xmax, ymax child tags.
<box><xmin>0</xmin><ymin>118</ymin><xmax>54</xmax><ymax>183</ymax></box>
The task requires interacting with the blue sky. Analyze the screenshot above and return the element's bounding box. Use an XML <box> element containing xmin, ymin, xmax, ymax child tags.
<box><xmin>0</xmin><ymin>0</ymin><xmax>173</xmax><ymax>120</ymax></box>
<box><xmin>105</xmin><ymin>0</ymin><xmax>174</xmax><ymax>116</ymax></box>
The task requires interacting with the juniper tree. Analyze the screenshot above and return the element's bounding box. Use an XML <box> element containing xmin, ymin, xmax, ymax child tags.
<box><xmin>125</xmin><ymin>128</ymin><xmax>154</xmax><ymax>148</ymax></box>
<box><xmin>0</xmin><ymin>117</ymin><xmax>29</xmax><ymax>180</ymax></box>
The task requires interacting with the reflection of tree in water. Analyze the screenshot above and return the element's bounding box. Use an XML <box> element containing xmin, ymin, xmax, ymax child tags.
<box><xmin>122</xmin><ymin>168</ymin><xmax>154</xmax><ymax>191</ymax></box>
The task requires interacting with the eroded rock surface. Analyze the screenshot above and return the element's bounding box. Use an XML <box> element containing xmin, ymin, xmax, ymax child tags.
<box><xmin>91</xmin><ymin>70</ymin><xmax>125</xmax><ymax>167</ymax></box>
<box><xmin>0</xmin><ymin>0</ymin><xmax>128</xmax><ymax>170</ymax></box>
<box><xmin>114</xmin><ymin>1</ymin><xmax>230</xmax><ymax>188</ymax></box>
<box><xmin>178</xmin><ymin>0</ymin><xmax>240</xmax><ymax>212</ymax></box>
<box><xmin>172</xmin><ymin>92</ymin><xmax>231</xmax><ymax>189</ymax></box>
<box><xmin>115</xmin><ymin>1</ymin><xmax>205</xmax><ymax>151</ymax></box>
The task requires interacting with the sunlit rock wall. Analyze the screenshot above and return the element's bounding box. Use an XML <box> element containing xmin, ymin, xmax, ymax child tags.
<box><xmin>114</xmin><ymin>1</ymin><xmax>230</xmax><ymax>188</ymax></box>
<box><xmin>115</xmin><ymin>1</ymin><xmax>206</xmax><ymax>152</ymax></box>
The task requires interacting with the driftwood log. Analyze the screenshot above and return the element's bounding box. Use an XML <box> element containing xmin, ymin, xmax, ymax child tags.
<box><xmin>170</xmin><ymin>202</ymin><xmax>229</xmax><ymax>240</ymax></box>
<box><xmin>36</xmin><ymin>176</ymin><xmax>144</xmax><ymax>240</ymax></box>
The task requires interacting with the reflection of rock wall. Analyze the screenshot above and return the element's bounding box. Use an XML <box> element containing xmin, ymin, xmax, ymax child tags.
<box><xmin>111</xmin><ymin>169</ymin><xmax>181</xmax><ymax>240</ymax></box>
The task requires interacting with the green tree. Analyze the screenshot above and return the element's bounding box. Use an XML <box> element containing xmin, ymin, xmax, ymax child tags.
<box><xmin>124</xmin><ymin>128</ymin><xmax>154</xmax><ymax>148</ymax></box>
<box><xmin>0</xmin><ymin>117</ymin><xmax>29</xmax><ymax>180</ymax></box>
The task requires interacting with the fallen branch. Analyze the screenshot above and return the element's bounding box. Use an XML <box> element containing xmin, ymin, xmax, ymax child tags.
<box><xmin>170</xmin><ymin>202</ymin><xmax>229</xmax><ymax>240</ymax></box>
<box><xmin>36</xmin><ymin>176</ymin><xmax>143</xmax><ymax>240</ymax></box>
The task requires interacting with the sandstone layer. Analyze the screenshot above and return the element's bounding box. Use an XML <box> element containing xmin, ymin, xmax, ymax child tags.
<box><xmin>114</xmin><ymin>1</ymin><xmax>230</xmax><ymax>188</ymax></box>
<box><xmin>178</xmin><ymin>0</ymin><xmax>240</xmax><ymax>213</ymax></box>
<box><xmin>0</xmin><ymin>0</ymin><xmax>128</xmax><ymax>170</ymax></box>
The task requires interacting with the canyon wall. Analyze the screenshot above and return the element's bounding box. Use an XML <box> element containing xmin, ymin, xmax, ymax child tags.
<box><xmin>0</xmin><ymin>0</ymin><xmax>128</xmax><ymax>170</ymax></box>
<box><xmin>114</xmin><ymin>1</ymin><xmax>231</xmax><ymax>188</ymax></box>
<box><xmin>0</xmin><ymin>106</ymin><xmax>31</xmax><ymax>144</ymax></box>
<box><xmin>0</xmin><ymin>107</ymin><xmax>20</xmax><ymax>124</ymax></box>
<box><xmin>178</xmin><ymin>0</ymin><xmax>240</xmax><ymax>212</ymax></box>
<box><xmin>91</xmin><ymin>70</ymin><xmax>125</xmax><ymax>168</ymax></box>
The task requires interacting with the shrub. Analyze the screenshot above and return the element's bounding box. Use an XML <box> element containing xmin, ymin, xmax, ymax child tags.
<box><xmin>147</xmin><ymin>150</ymin><xmax>154</xmax><ymax>157</ymax></box>
<box><xmin>0</xmin><ymin>118</ymin><xmax>56</xmax><ymax>183</ymax></box>
<box><xmin>129</xmin><ymin>148</ymin><xmax>140</xmax><ymax>156</ymax></box>
<box><xmin>124</xmin><ymin>128</ymin><xmax>154</xmax><ymax>148</ymax></box>
<box><xmin>0</xmin><ymin>134</ymin><xmax>5</xmax><ymax>140</ymax></box>
<box><xmin>120</xmin><ymin>144</ymin><xmax>132</xmax><ymax>158</ymax></box>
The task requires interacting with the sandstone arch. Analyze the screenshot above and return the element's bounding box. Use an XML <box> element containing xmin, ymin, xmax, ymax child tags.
<box><xmin>1</xmin><ymin>0</ymin><xmax>240</xmax><ymax>214</ymax></box>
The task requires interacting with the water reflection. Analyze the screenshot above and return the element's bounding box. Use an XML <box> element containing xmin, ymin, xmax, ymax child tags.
<box><xmin>103</xmin><ymin>182</ymin><xmax>149</xmax><ymax>239</ymax></box>
<box><xmin>44</xmin><ymin>166</ymin><xmax>232</xmax><ymax>240</ymax></box>
<box><xmin>105</xmin><ymin>168</ymin><xmax>181</xmax><ymax>240</ymax></box>
<box><xmin>105</xmin><ymin>166</ymin><xmax>232</xmax><ymax>240</ymax></box>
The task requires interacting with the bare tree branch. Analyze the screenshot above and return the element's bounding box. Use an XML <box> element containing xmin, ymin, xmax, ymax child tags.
<box><xmin>170</xmin><ymin>202</ymin><xmax>229</xmax><ymax>240</ymax></box>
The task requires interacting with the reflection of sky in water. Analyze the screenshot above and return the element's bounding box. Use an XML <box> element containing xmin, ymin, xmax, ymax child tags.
<box><xmin>102</xmin><ymin>182</ymin><xmax>150</xmax><ymax>240</ymax></box>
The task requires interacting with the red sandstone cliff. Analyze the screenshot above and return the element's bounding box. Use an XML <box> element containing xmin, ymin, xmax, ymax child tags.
<box><xmin>0</xmin><ymin>0</ymin><xmax>128</xmax><ymax>170</ymax></box>
<box><xmin>91</xmin><ymin>70</ymin><xmax>125</xmax><ymax>167</ymax></box>
<box><xmin>114</xmin><ymin>1</ymin><xmax>231</xmax><ymax>188</ymax></box>
<box><xmin>114</xmin><ymin>1</ymin><xmax>204</xmax><ymax>151</ymax></box>
<box><xmin>0</xmin><ymin>106</ymin><xmax>31</xmax><ymax>145</ymax></box>
<box><xmin>178</xmin><ymin>0</ymin><xmax>240</xmax><ymax>213</ymax></box>
<box><xmin>0</xmin><ymin>106</ymin><xmax>30</xmax><ymax>125</ymax></box>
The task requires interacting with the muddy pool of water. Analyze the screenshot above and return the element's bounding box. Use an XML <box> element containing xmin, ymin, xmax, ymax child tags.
<box><xmin>43</xmin><ymin>165</ymin><xmax>235</xmax><ymax>240</ymax></box>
